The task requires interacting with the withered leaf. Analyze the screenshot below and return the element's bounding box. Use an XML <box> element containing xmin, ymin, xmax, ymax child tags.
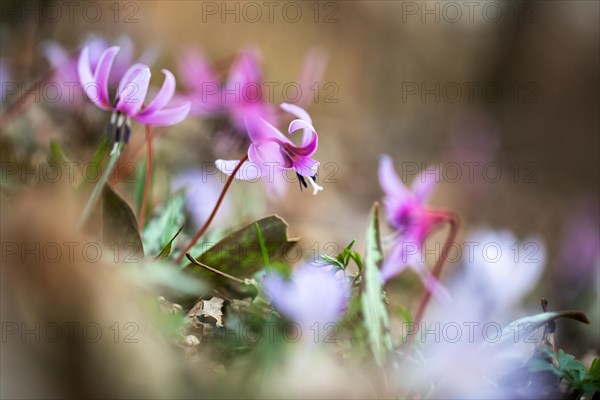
<box><xmin>188</xmin><ymin>297</ymin><xmax>225</xmax><ymax>328</ymax></box>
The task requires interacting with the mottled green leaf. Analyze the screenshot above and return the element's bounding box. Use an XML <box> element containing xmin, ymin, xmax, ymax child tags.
<box><xmin>183</xmin><ymin>215</ymin><xmax>298</xmax><ymax>281</ymax></box>
<box><xmin>360</xmin><ymin>202</ymin><xmax>392</xmax><ymax>366</ymax></box>
<box><xmin>500</xmin><ymin>311</ymin><xmax>590</xmax><ymax>345</ymax></box>
<box><xmin>142</xmin><ymin>191</ymin><xmax>186</xmax><ymax>256</ymax></box>
<box><xmin>103</xmin><ymin>185</ymin><xmax>144</xmax><ymax>259</ymax></box>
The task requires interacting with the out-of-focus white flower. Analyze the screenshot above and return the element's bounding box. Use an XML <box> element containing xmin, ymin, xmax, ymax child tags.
<box><xmin>401</xmin><ymin>228</ymin><xmax>547</xmax><ymax>397</ymax></box>
<box><xmin>461</xmin><ymin>228</ymin><xmax>546</xmax><ymax>317</ymax></box>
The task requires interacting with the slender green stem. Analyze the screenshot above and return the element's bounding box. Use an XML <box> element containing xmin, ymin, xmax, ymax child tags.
<box><xmin>138</xmin><ymin>125</ymin><xmax>153</xmax><ymax>230</ymax></box>
<box><xmin>77</xmin><ymin>142</ymin><xmax>124</xmax><ymax>228</ymax></box>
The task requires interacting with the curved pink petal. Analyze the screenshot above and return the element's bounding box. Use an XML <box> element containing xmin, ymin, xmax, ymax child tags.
<box><xmin>413</xmin><ymin>262</ymin><xmax>451</xmax><ymax>303</ymax></box>
<box><xmin>297</xmin><ymin>49</ymin><xmax>327</xmax><ymax>108</ymax></box>
<box><xmin>116</xmin><ymin>66</ymin><xmax>150</xmax><ymax>115</ymax></box>
<box><xmin>412</xmin><ymin>167</ymin><xmax>439</xmax><ymax>204</ymax></box>
<box><xmin>288</xmin><ymin>118</ymin><xmax>317</xmax><ymax>147</ymax></box>
<box><xmin>78</xmin><ymin>47</ymin><xmax>107</xmax><ymax>110</ymax></box>
<box><xmin>138</xmin><ymin>69</ymin><xmax>176</xmax><ymax>116</ymax></box>
<box><xmin>134</xmin><ymin>101</ymin><xmax>191</xmax><ymax>126</ymax></box>
<box><xmin>117</xmin><ymin>63</ymin><xmax>146</xmax><ymax>95</ymax></box>
<box><xmin>252</xmin><ymin>141</ymin><xmax>289</xmax><ymax>169</ymax></box>
<box><xmin>294</xmin><ymin>157</ymin><xmax>319</xmax><ymax>177</ymax></box>
<box><xmin>93</xmin><ymin>46</ymin><xmax>120</xmax><ymax>109</ymax></box>
<box><xmin>378</xmin><ymin>155</ymin><xmax>409</xmax><ymax>200</ymax></box>
<box><xmin>291</xmin><ymin>131</ymin><xmax>318</xmax><ymax>157</ymax></box>
<box><xmin>178</xmin><ymin>48</ymin><xmax>219</xmax><ymax>92</ymax></box>
<box><xmin>227</xmin><ymin>48</ymin><xmax>261</xmax><ymax>89</ymax></box>
<box><xmin>381</xmin><ymin>239</ymin><xmax>412</xmax><ymax>281</ymax></box>
<box><xmin>281</xmin><ymin>102</ymin><xmax>312</xmax><ymax>124</ymax></box>
<box><xmin>215</xmin><ymin>159</ymin><xmax>263</xmax><ymax>181</ymax></box>
<box><xmin>244</xmin><ymin>114</ymin><xmax>291</xmax><ymax>145</ymax></box>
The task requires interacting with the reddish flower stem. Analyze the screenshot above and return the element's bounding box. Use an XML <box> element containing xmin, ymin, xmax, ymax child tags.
<box><xmin>173</xmin><ymin>154</ymin><xmax>249</xmax><ymax>265</ymax></box>
<box><xmin>405</xmin><ymin>211</ymin><xmax>460</xmax><ymax>350</ymax></box>
<box><xmin>138</xmin><ymin>125</ymin><xmax>153</xmax><ymax>230</ymax></box>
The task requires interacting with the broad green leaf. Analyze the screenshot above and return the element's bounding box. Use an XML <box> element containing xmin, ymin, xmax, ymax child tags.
<box><xmin>183</xmin><ymin>215</ymin><xmax>298</xmax><ymax>282</ymax></box>
<box><xmin>103</xmin><ymin>185</ymin><xmax>144</xmax><ymax>259</ymax></box>
<box><xmin>254</xmin><ymin>223</ymin><xmax>270</xmax><ymax>266</ymax></box>
<box><xmin>142</xmin><ymin>191</ymin><xmax>186</xmax><ymax>256</ymax></box>
<box><xmin>360</xmin><ymin>202</ymin><xmax>392</xmax><ymax>366</ymax></box>
<box><xmin>499</xmin><ymin>311</ymin><xmax>590</xmax><ymax>345</ymax></box>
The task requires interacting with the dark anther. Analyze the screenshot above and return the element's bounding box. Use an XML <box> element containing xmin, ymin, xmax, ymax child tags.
<box><xmin>114</xmin><ymin>124</ymin><xmax>122</xmax><ymax>143</ymax></box>
<box><xmin>297</xmin><ymin>172</ymin><xmax>308</xmax><ymax>190</ymax></box>
<box><xmin>123</xmin><ymin>123</ymin><xmax>131</xmax><ymax>143</ymax></box>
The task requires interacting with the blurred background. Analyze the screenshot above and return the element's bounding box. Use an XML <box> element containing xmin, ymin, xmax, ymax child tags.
<box><xmin>1</xmin><ymin>0</ymin><xmax>598</xmax><ymax>393</ymax></box>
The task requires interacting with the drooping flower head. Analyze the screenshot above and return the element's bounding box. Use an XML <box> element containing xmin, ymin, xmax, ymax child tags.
<box><xmin>78</xmin><ymin>46</ymin><xmax>190</xmax><ymax>142</ymax></box>
<box><xmin>216</xmin><ymin>103</ymin><xmax>323</xmax><ymax>195</ymax></box>
<box><xmin>262</xmin><ymin>263</ymin><xmax>350</xmax><ymax>337</ymax></box>
<box><xmin>378</xmin><ymin>155</ymin><xmax>448</xmax><ymax>298</ymax></box>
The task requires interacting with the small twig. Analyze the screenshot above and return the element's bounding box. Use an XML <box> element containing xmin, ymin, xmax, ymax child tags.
<box><xmin>185</xmin><ymin>254</ymin><xmax>250</xmax><ymax>285</ymax></box>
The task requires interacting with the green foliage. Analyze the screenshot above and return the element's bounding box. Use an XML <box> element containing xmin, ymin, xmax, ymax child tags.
<box><xmin>183</xmin><ymin>215</ymin><xmax>298</xmax><ymax>282</ymax></box>
<box><xmin>529</xmin><ymin>350</ymin><xmax>600</xmax><ymax>394</ymax></box>
<box><xmin>142</xmin><ymin>190</ymin><xmax>186</xmax><ymax>257</ymax></box>
<box><xmin>500</xmin><ymin>311</ymin><xmax>590</xmax><ymax>345</ymax></box>
<box><xmin>321</xmin><ymin>239</ymin><xmax>363</xmax><ymax>277</ymax></box>
<box><xmin>156</xmin><ymin>224</ymin><xmax>185</xmax><ymax>260</ymax></box>
<box><xmin>103</xmin><ymin>184</ymin><xmax>144</xmax><ymax>258</ymax></box>
<box><xmin>360</xmin><ymin>203</ymin><xmax>392</xmax><ymax>366</ymax></box>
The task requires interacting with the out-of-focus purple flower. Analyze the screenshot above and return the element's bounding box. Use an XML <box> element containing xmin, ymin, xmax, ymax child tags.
<box><xmin>464</xmin><ymin>228</ymin><xmax>546</xmax><ymax>314</ymax></box>
<box><xmin>406</xmin><ymin>228</ymin><xmax>547</xmax><ymax>397</ymax></box>
<box><xmin>378</xmin><ymin>155</ymin><xmax>448</xmax><ymax>299</ymax></box>
<box><xmin>78</xmin><ymin>46</ymin><xmax>190</xmax><ymax>142</ymax></box>
<box><xmin>262</xmin><ymin>263</ymin><xmax>350</xmax><ymax>336</ymax></box>
<box><xmin>171</xmin><ymin>169</ymin><xmax>232</xmax><ymax>229</ymax></box>
<box><xmin>178</xmin><ymin>47</ymin><xmax>276</xmax><ymax>128</ymax></box>
<box><xmin>439</xmin><ymin>228</ymin><xmax>546</xmax><ymax>322</ymax></box>
<box><xmin>216</xmin><ymin>103</ymin><xmax>323</xmax><ymax>195</ymax></box>
<box><xmin>43</xmin><ymin>35</ymin><xmax>157</xmax><ymax>109</ymax></box>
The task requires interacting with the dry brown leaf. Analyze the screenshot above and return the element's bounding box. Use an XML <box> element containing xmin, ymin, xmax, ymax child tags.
<box><xmin>188</xmin><ymin>297</ymin><xmax>225</xmax><ymax>328</ymax></box>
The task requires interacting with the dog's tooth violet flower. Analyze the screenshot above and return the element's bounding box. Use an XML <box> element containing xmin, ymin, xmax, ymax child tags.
<box><xmin>378</xmin><ymin>155</ymin><xmax>448</xmax><ymax>299</ymax></box>
<box><xmin>78</xmin><ymin>46</ymin><xmax>190</xmax><ymax>142</ymax></box>
<box><xmin>262</xmin><ymin>263</ymin><xmax>350</xmax><ymax>337</ymax></box>
<box><xmin>216</xmin><ymin>103</ymin><xmax>323</xmax><ymax>195</ymax></box>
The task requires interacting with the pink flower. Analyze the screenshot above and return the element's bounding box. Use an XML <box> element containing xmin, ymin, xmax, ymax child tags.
<box><xmin>378</xmin><ymin>155</ymin><xmax>448</xmax><ymax>299</ymax></box>
<box><xmin>178</xmin><ymin>47</ymin><xmax>276</xmax><ymax>129</ymax></box>
<box><xmin>216</xmin><ymin>103</ymin><xmax>323</xmax><ymax>195</ymax></box>
<box><xmin>43</xmin><ymin>35</ymin><xmax>157</xmax><ymax>109</ymax></box>
<box><xmin>78</xmin><ymin>46</ymin><xmax>190</xmax><ymax>142</ymax></box>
